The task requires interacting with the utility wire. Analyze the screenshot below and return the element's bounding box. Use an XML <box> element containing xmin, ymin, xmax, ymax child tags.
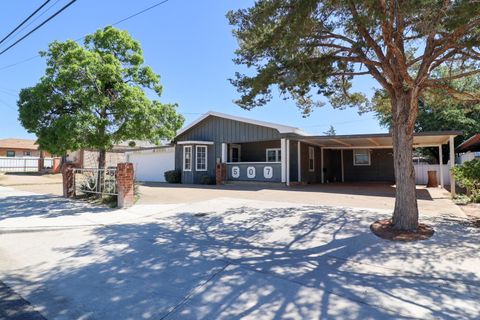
<box><xmin>0</xmin><ymin>0</ymin><xmax>78</xmax><ymax>56</ymax></box>
<box><xmin>0</xmin><ymin>0</ymin><xmax>52</xmax><ymax>46</ymax></box>
<box><xmin>0</xmin><ymin>0</ymin><xmax>171</xmax><ymax>70</ymax></box>
<box><xmin>0</xmin><ymin>0</ymin><xmax>63</xmax><ymax>49</ymax></box>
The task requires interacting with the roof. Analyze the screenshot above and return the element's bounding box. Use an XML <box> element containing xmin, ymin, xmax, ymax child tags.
<box><xmin>0</xmin><ymin>138</ymin><xmax>38</xmax><ymax>150</ymax></box>
<box><xmin>297</xmin><ymin>131</ymin><xmax>462</xmax><ymax>148</ymax></box>
<box><xmin>456</xmin><ymin>134</ymin><xmax>480</xmax><ymax>153</ymax></box>
<box><xmin>176</xmin><ymin>111</ymin><xmax>309</xmax><ymax>137</ymax></box>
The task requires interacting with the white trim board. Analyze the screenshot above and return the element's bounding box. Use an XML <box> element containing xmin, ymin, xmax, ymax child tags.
<box><xmin>177</xmin><ymin>141</ymin><xmax>214</xmax><ymax>145</ymax></box>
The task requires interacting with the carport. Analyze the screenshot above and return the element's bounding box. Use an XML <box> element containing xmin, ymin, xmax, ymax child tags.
<box><xmin>288</xmin><ymin>131</ymin><xmax>461</xmax><ymax>195</ymax></box>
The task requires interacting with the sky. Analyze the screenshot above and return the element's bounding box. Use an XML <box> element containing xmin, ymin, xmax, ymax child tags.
<box><xmin>0</xmin><ymin>0</ymin><xmax>386</xmax><ymax>140</ymax></box>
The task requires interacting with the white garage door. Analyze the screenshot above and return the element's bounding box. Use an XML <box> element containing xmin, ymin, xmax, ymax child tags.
<box><xmin>128</xmin><ymin>148</ymin><xmax>175</xmax><ymax>182</ymax></box>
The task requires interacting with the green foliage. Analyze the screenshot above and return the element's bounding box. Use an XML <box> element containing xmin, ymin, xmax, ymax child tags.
<box><xmin>164</xmin><ymin>169</ymin><xmax>181</xmax><ymax>183</ymax></box>
<box><xmin>323</xmin><ymin>125</ymin><xmax>336</xmax><ymax>136</ymax></box>
<box><xmin>18</xmin><ymin>26</ymin><xmax>184</xmax><ymax>156</ymax></box>
<box><xmin>199</xmin><ymin>175</ymin><xmax>215</xmax><ymax>185</ymax></box>
<box><xmin>228</xmin><ymin>1</ymin><xmax>480</xmax><ymax>116</ymax></box>
<box><xmin>451</xmin><ymin>160</ymin><xmax>480</xmax><ymax>203</ymax></box>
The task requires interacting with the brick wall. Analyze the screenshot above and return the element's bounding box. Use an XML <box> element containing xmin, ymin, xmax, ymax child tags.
<box><xmin>117</xmin><ymin>163</ymin><xmax>134</xmax><ymax>208</ymax></box>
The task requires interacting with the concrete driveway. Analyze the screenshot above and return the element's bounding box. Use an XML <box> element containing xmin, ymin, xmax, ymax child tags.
<box><xmin>0</xmin><ymin>185</ymin><xmax>478</xmax><ymax>319</ymax></box>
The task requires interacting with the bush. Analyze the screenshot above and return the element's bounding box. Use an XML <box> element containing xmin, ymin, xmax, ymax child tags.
<box><xmin>200</xmin><ymin>175</ymin><xmax>215</xmax><ymax>185</ymax></box>
<box><xmin>164</xmin><ymin>169</ymin><xmax>181</xmax><ymax>183</ymax></box>
<box><xmin>451</xmin><ymin>159</ymin><xmax>480</xmax><ymax>203</ymax></box>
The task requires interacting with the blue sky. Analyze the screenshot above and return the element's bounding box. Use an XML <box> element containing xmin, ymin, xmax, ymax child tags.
<box><xmin>0</xmin><ymin>0</ymin><xmax>385</xmax><ymax>140</ymax></box>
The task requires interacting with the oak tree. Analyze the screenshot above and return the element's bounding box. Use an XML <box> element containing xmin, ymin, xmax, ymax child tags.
<box><xmin>18</xmin><ymin>26</ymin><xmax>184</xmax><ymax>169</ymax></box>
<box><xmin>228</xmin><ymin>1</ymin><xmax>480</xmax><ymax>231</ymax></box>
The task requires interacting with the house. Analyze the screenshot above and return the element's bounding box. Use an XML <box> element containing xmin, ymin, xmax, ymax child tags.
<box><xmin>456</xmin><ymin>134</ymin><xmax>480</xmax><ymax>163</ymax></box>
<box><xmin>0</xmin><ymin>138</ymin><xmax>50</xmax><ymax>157</ymax></box>
<box><xmin>173</xmin><ymin>111</ymin><xmax>461</xmax><ymax>191</ymax></box>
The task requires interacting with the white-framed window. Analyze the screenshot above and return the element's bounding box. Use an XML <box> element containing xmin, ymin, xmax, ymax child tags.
<box><xmin>196</xmin><ymin>145</ymin><xmax>208</xmax><ymax>171</ymax></box>
<box><xmin>183</xmin><ymin>146</ymin><xmax>192</xmax><ymax>171</ymax></box>
<box><xmin>353</xmin><ymin>149</ymin><xmax>371</xmax><ymax>166</ymax></box>
<box><xmin>266</xmin><ymin>148</ymin><xmax>281</xmax><ymax>162</ymax></box>
<box><xmin>308</xmin><ymin>146</ymin><xmax>315</xmax><ymax>172</ymax></box>
<box><xmin>6</xmin><ymin>150</ymin><xmax>15</xmax><ymax>157</ymax></box>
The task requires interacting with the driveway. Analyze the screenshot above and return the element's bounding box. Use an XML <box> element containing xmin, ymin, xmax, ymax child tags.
<box><xmin>0</xmin><ymin>185</ymin><xmax>478</xmax><ymax>319</ymax></box>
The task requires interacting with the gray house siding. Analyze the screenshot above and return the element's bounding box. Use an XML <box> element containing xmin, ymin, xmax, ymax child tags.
<box><xmin>343</xmin><ymin>148</ymin><xmax>395</xmax><ymax>182</ymax></box>
<box><xmin>289</xmin><ymin>140</ymin><xmax>299</xmax><ymax>182</ymax></box>
<box><xmin>175</xmin><ymin>116</ymin><xmax>284</xmax><ymax>184</ymax></box>
<box><xmin>175</xmin><ymin>144</ymin><xmax>216</xmax><ymax>184</ymax></box>
<box><xmin>240</xmin><ymin>140</ymin><xmax>281</xmax><ymax>162</ymax></box>
<box><xmin>176</xmin><ymin>116</ymin><xmax>281</xmax><ymax>143</ymax></box>
<box><xmin>300</xmin><ymin>143</ymin><xmax>321</xmax><ymax>183</ymax></box>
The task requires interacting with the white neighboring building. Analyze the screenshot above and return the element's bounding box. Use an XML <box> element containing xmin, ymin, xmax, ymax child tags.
<box><xmin>456</xmin><ymin>134</ymin><xmax>480</xmax><ymax>164</ymax></box>
<box><xmin>125</xmin><ymin>146</ymin><xmax>175</xmax><ymax>182</ymax></box>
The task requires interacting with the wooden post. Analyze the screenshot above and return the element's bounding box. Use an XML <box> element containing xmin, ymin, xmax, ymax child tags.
<box><xmin>297</xmin><ymin>141</ymin><xmax>301</xmax><ymax>182</ymax></box>
<box><xmin>341</xmin><ymin>149</ymin><xmax>345</xmax><ymax>182</ymax></box>
<box><xmin>286</xmin><ymin>139</ymin><xmax>290</xmax><ymax>186</ymax></box>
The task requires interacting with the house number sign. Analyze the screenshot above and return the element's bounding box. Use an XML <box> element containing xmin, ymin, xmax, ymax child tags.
<box><xmin>231</xmin><ymin>166</ymin><xmax>274</xmax><ymax>179</ymax></box>
<box><xmin>231</xmin><ymin>166</ymin><xmax>240</xmax><ymax>178</ymax></box>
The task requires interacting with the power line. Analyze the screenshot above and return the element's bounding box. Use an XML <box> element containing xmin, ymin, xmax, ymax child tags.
<box><xmin>0</xmin><ymin>0</ymin><xmax>78</xmax><ymax>56</ymax></box>
<box><xmin>0</xmin><ymin>0</ymin><xmax>63</xmax><ymax>49</ymax></box>
<box><xmin>0</xmin><ymin>0</ymin><xmax>52</xmax><ymax>46</ymax></box>
<box><xmin>0</xmin><ymin>0</ymin><xmax>172</xmax><ymax>70</ymax></box>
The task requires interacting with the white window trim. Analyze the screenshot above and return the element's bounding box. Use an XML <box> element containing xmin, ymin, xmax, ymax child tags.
<box><xmin>308</xmin><ymin>146</ymin><xmax>315</xmax><ymax>172</ymax></box>
<box><xmin>266</xmin><ymin>148</ymin><xmax>281</xmax><ymax>162</ymax></box>
<box><xmin>353</xmin><ymin>149</ymin><xmax>371</xmax><ymax>166</ymax></box>
<box><xmin>183</xmin><ymin>145</ymin><xmax>192</xmax><ymax>171</ymax></box>
<box><xmin>195</xmin><ymin>145</ymin><xmax>208</xmax><ymax>172</ymax></box>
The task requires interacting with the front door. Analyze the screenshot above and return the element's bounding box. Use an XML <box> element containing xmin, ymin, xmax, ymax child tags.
<box><xmin>230</xmin><ymin>145</ymin><xmax>241</xmax><ymax>162</ymax></box>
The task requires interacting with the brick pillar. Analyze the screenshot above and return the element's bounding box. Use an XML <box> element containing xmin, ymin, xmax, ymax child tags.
<box><xmin>216</xmin><ymin>163</ymin><xmax>227</xmax><ymax>185</ymax></box>
<box><xmin>62</xmin><ymin>163</ymin><xmax>76</xmax><ymax>198</ymax></box>
<box><xmin>53</xmin><ymin>158</ymin><xmax>62</xmax><ymax>174</ymax></box>
<box><xmin>117</xmin><ymin>163</ymin><xmax>134</xmax><ymax>208</ymax></box>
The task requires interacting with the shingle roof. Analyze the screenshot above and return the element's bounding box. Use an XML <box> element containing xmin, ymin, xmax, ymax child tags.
<box><xmin>0</xmin><ymin>138</ymin><xmax>38</xmax><ymax>150</ymax></box>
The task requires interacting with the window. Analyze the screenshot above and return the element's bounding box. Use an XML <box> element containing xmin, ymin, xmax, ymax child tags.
<box><xmin>183</xmin><ymin>146</ymin><xmax>192</xmax><ymax>171</ymax></box>
<box><xmin>230</xmin><ymin>145</ymin><xmax>241</xmax><ymax>162</ymax></box>
<box><xmin>24</xmin><ymin>151</ymin><xmax>31</xmax><ymax>156</ymax></box>
<box><xmin>6</xmin><ymin>150</ymin><xmax>15</xmax><ymax>157</ymax></box>
<box><xmin>308</xmin><ymin>147</ymin><xmax>315</xmax><ymax>172</ymax></box>
<box><xmin>266</xmin><ymin>148</ymin><xmax>281</xmax><ymax>162</ymax></box>
<box><xmin>353</xmin><ymin>149</ymin><xmax>371</xmax><ymax>166</ymax></box>
<box><xmin>196</xmin><ymin>145</ymin><xmax>207</xmax><ymax>171</ymax></box>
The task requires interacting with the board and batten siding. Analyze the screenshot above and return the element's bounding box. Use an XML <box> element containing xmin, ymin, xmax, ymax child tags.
<box><xmin>175</xmin><ymin>116</ymin><xmax>283</xmax><ymax>184</ymax></box>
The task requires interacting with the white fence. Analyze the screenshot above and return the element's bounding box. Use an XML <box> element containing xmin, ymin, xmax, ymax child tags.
<box><xmin>0</xmin><ymin>157</ymin><xmax>54</xmax><ymax>172</ymax></box>
<box><xmin>413</xmin><ymin>164</ymin><xmax>451</xmax><ymax>185</ymax></box>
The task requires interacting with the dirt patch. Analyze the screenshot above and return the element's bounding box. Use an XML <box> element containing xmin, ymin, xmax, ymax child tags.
<box><xmin>370</xmin><ymin>219</ymin><xmax>434</xmax><ymax>241</ymax></box>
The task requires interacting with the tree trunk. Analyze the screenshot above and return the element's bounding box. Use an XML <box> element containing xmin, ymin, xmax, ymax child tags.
<box><xmin>98</xmin><ymin>149</ymin><xmax>106</xmax><ymax>170</ymax></box>
<box><xmin>391</xmin><ymin>91</ymin><xmax>419</xmax><ymax>231</ymax></box>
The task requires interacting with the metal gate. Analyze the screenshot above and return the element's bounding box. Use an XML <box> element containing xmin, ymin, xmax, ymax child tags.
<box><xmin>73</xmin><ymin>168</ymin><xmax>118</xmax><ymax>196</ymax></box>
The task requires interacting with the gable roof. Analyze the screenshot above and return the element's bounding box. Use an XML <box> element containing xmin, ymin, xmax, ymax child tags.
<box><xmin>176</xmin><ymin>111</ymin><xmax>309</xmax><ymax>137</ymax></box>
<box><xmin>0</xmin><ymin>138</ymin><xmax>38</xmax><ymax>150</ymax></box>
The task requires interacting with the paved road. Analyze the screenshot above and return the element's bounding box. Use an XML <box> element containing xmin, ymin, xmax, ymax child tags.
<box><xmin>0</xmin><ymin>280</ymin><xmax>46</xmax><ymax>320</ymax></box>
<box><xmin>0</xmin><ymin>186</ymin><xmax>478</xmax><ymax>319</ymax></box>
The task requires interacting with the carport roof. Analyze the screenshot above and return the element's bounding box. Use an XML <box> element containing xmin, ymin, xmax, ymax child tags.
<box><xmin>294</xmin><ymin>131</ymin><xmax>462</xmax><ymax>148</ymax></box>
<box><xmin>456</xmin><ymin>134</ymin><xmax>480</xmax><ymax>153</ymax></box>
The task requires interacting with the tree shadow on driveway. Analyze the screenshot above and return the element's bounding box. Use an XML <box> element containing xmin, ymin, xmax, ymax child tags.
<box><xmin>3</xmin><ymin>204</ymin><xmax>479</xmax><ymax>319</ymax></box>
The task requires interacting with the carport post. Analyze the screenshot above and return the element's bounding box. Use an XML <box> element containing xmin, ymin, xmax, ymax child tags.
<box><xmin>449</xmin><ymin>136</ymin><xmax>456</xmax><ymax>196</ymax></box>
<box><xmin>341</xmin><ymin>150</ymin><xmax>345</xmax><ymax>183</ymax></box>
<box><xmin>439</xmin><ymin>145</ymin><xmax>444</xmax><ymax>188</ymax></box>
<box><xmin>281</xmin><ymin>138</ymin><xmax>287</xmax><ymax>183</ymax></box>
<box><xmin>221</xmin><ymin>143</ymin><xmax>227</xmax><ymax>163</ymax></box>
<box><xmin>297</xmin><ymin>141</ymin><xmax>301</xmax><ymax>182</ymax></box>
<box><xmin>320</xmin><ymin>147</ymin><xmax>324</xmax><ymax>183</ymax></box>
<box><xmin>286</xmin><ymin>139</ymin><xmax>290</xmax><ymax>186</ymax></box>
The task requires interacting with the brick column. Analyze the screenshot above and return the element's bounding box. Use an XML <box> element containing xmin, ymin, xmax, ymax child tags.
<box><xmin>216</xmin><ymin>163</ymin><xmax>227</xmax><ymax>185</ymax></box>
<box><xmin>62</xmin><ymin>163</ymin><xmax>76</xmax><ymax>198</ymax></box>
<box><xmin>117</xmin><ymin>163</ymin><xmax>134</xmax><ymax>208</ymax></box>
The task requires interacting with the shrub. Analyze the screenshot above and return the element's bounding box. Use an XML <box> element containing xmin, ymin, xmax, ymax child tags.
<box><xmin>451</xmin><ymin>159</ymin><xmax>480</xmax><ymax>203</ymax></box>
<box><xmin>200</xmin><ymin>175</ymin><xmax>215</xmax><ymax>185</ymax></box>
<box><xmin>164</xmin><ymin>169</ymin><xmax>181</xmax><ymax>183</ymax></box>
